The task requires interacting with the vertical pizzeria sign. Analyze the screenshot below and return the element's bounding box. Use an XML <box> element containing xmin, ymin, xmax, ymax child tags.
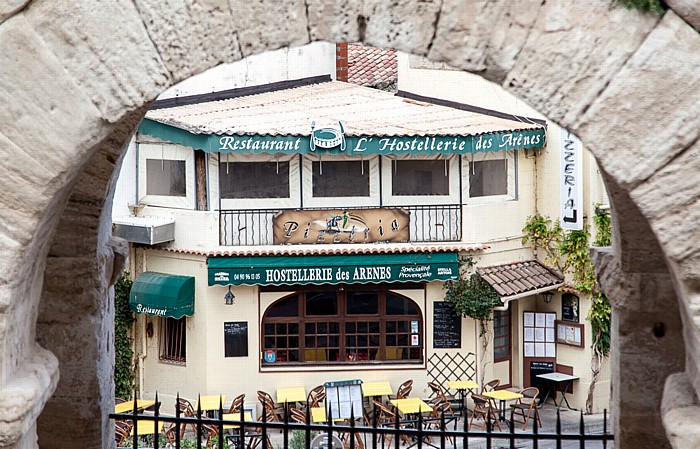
<box><xmin>560</xmin><ymin>129</ymin><xmax>583</xmax><ymax>230</ymax></box>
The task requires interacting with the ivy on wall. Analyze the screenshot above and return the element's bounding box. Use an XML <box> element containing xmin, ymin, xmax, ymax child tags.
<box><xmin>522</xmin><ymin>208</ymin><xmax>612</xmax><ymax>413</ymax></box>
<box><xmin>115</xmin><ymin>273</ymin><xmax>135</xmax><ymax>400</ymax></box>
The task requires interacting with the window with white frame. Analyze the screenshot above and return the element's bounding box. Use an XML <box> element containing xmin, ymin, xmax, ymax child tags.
<box><xmin>382</xmin><ymin>155</ymin><xmax>460</xmax><ymax>206</ymax></box>
<box><xmin>463</xmin><ymin>151</ymin><xmax>516</xmax><ymax>203</ymax></box>
<box><xmin>138</xmin><ymin>143</ymin><xmax>195</xmax><ymax>209</ymax></box>
<box><xmin>302</xmin><ymin>154</ymin><xmax>379</xmax><ymax>207</ymax></box>
<box><xmin>212</xmin><ymin>153</ymin><xmax>300</xmax><ymax>209</ymax></box>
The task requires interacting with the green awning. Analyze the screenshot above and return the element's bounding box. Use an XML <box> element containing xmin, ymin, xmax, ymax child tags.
<box><xmin>129</xmin><ymin>272</ymin><xmax>195</xmax><ymax>318</ymax></box>
<box><xmin>208</xmin><ymin>253</ymin><xmax>459</xmax><ymax>286</ymax></box>
<box><xmin>139</xmin><ymin>119</ymin><xmax>546</xmax><ymax>156</ymax></box>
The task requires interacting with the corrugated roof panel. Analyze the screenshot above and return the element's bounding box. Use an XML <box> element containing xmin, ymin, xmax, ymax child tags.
<box><xmin>146</xmin><ymin>81</ymin><xmax>543</xmax><ymax>138</ymax></box>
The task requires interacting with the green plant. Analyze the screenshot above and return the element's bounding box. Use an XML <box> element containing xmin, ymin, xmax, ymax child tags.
<box><xmin>593</xmin><ymin>205</ymin><xmax>612</xmax><ymax>247</ymax></box>
<box><xmin>443</xmin><ymin>257</ymin><xmax>502</xmax><ymax>385</ymax></box>
<box><xmin>289</xmin><ymin>429</ymin><xmax>320</xmax><ymax>449</ymax></box>
<box><xmin>615</xmin><ymin>0</ymin><xmax>665</xmax><ymax>15</ymax></box>
<box><xmin>114</xmin><ymin>273</ymin><xmax>135</xmax><ymax>400</ymax></box>
<box><xmin>522</xmin><ymin>213</ymin><xmax>612</xmax><ymax>413</ymax></box>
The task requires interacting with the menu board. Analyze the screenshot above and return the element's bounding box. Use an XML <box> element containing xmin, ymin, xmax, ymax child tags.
<box><xmin>224</xmin><ymin>321</ymin><xmax>248</xmax><ymax>357</ymax></box>
<box><xmin>433</xmin><ymin>302</ymin><xmax>461</xmax><ymax>348</ymax></box>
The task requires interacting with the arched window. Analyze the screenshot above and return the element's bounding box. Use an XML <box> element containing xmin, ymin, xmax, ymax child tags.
<box><xmin>262</xmin><ymin>289</ymin><xmax>423</xmax><ymax>365</ymax></box>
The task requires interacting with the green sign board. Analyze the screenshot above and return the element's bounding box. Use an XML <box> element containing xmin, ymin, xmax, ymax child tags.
<box><xmin>140</xmin><ymin>119</ymin><xmax>546</xmax><ymax>156</ymax></box>
<box><xmin>208</xmin><ymin>253</ymin><xmax>459</xmax><ymax>286</ymax></box>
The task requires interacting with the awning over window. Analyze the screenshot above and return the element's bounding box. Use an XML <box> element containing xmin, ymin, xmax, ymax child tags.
<box><xmin>476</xmin><ymin>260</ymin><xmax>564</xmax><ymax>302</ymax></box>
<box><xmin>208</xmin><ymin>253</ymin><xmax>459</xmax><ymax>286</ymax></box>
<box><xmin>129</xmin><ymin>272</ymin><xmax>195</xmax><ymax>318</ymax></box>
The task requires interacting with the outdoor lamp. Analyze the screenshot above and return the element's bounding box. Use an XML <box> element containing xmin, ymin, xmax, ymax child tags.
<box><xmin>543</xmin><ymin>291</ymin><xmax>553</xmax><ymax>304</ymax></box>
<box><xmin>224</xmin><ymin>286</ymin><xmax>235</xmax><ymax>305</ymax></box>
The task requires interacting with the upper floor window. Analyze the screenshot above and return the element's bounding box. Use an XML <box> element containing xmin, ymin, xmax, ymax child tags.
<box><xmin>303</xmin><ymin>155</ymin><xmax>379</xmax><ymax>207</ymax></box>
<box><xmin>312</xmin><ymin>160</ymin><xmax>370</xmax><ymax>197</ymax></box>
<box><xmin>138</xmin><ymin>143</ymin><xmax>195</xmax><ymax>209</ymax></box>
<box><xmin>464</xmin><ymin>151</ymin><xmax>516</xmax><ymax>203</ymax></box>
<box><xmin>220</xmin><ymin>161</ymin><xmax>290</xmax><ymax>199</ymax></box>
<box><xmin>146</xmin><ymin>159</ymin><xmax>186</xmax><ymax>197</ymax></box>
<box><xmin>262</xmin><ymin>289</ymin><xmax>422</xmax><ymax>366</ymax></box>
<box><xmin>391</xmin><ymin>160</ymin><xmax>450</xmax><ymax>196</ymax></box>
<box><xmin>213</xmin><ymin>153</ymin><xmax>299</xmax><ymax>209</ymax></box>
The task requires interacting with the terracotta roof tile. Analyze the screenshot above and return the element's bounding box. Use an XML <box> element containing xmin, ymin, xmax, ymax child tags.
<box><xmin>157</xmin><ymin>242</ymin><xmax>489</xmax><ymax>257</ymax></box>
<box><xmin>477</xmin><ymin>260</ymin><xmax>564</xmax><ymax>299</ymax></box>
<box><xmin>347</xmin><ymin>43</ymin><xmax>397</xmax><ymax>88</ymax></box>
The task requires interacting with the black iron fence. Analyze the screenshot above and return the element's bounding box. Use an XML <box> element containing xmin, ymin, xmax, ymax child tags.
<box><xmin>111</xmin><ymin>394</ymin><xmax>613</xmax><ymax>449</ymax></box>
<box><xmin>219</xmin><ymin>204</ymin><xmax>462</xmax><ymax>246</ymax></box>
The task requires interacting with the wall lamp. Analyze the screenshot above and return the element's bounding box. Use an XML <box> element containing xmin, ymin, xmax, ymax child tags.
<box><xmin>224</xmin><ymin>286</ymin><xmax>236</xmax><ymax>305</ymax></box>
<box><xmin>542</xmin><ymin>291</ymin><xmax>554</xmax><ymax>304</ymax></box>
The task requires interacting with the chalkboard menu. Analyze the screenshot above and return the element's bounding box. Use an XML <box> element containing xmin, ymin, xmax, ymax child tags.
<box><xmin>530</xmin><ymin>360</ymin><xmax>554</xmax><ymax>392</ymax></box>
<box><xmin>224</xmin><ymin>321</ymin><xmax>248</xmax><ymax>357</ymax></box>
<box><xmin>433</xmin><ymin>302</ymin><xmax>461</xmax><ymax>348</ymax></box>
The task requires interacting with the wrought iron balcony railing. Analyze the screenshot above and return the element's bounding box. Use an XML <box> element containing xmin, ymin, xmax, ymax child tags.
<box><xmin>219</xmin><ymin>204</ymin><xmax>462</xmax><ymax>246</ymax></box>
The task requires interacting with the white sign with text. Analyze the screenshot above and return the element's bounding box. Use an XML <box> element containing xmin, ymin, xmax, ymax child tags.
<box><xmin>560</xmin><ymin>129</ymin><xmax>583</xmax><ymax>230</ymax></box>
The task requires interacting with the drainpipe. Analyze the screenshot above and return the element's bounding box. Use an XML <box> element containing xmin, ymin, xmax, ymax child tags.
<box><xmin>137</xmin><ymin>316</ymin><xmax>148</xmax><ymax>398</ymax></box>
<box><xmin>492</xmin><ymin>284</ymin><xmax>563</xmax><ymax>311</ymax></box>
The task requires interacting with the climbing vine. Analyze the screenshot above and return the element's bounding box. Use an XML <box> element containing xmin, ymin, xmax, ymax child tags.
<box><xmin>522</xmin><ymin>209</ymin><xmax>612</xmax><ymax>413</ymax></box>
<box><xmin>443</xmin><ymin>256</ymin><xmax>502</xmax><ymax>385</ymax></box>
<box><xmin>115</xmin><ymin>273</ymin><xmax>135</xmax><ymax>400</ymax></box>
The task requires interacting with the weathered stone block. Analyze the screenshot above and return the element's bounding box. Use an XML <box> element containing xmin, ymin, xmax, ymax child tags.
<box><xmin>505</xmin><ymin>0</ymin><xmax>658</xmax><ymax>127</ymax></box>
<box><xmin>231</xmin><ymin>0</ymin><xmax>310</xmax><ymax>57</ymax></box>
<box><xmin>24</xmin><ymin>0</ymin><xmax>171</xmax><ymax>123</ymax></box>
<box><xmin>361</xmin><ymin>0</ymin><xmax>440</xmax><ymax>54</ymax></box>
<box><xmin>306</xmin><ymin>0</ymin><xmax>363</xmax><ymax>43</ymax></box>
<box><xmin>134</xmin><ymin>0</ymin><xmax>241</xmax><ymax>84</ymax></box>
<box><xmin>578</xmin><ymin>11</ymin><xmax>700</xmax><ymax>190</ymax></box>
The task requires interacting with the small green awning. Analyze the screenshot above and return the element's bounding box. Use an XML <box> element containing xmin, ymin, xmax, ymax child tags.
<box><xmin>208</xmin><ymin>253</ymin><xmax>459</xmax><ymax>286</ymax></box>
<box><xmin>129</xmin><ymin>272</ymin><xmax>195</xmax><ymax>318</ymax></box>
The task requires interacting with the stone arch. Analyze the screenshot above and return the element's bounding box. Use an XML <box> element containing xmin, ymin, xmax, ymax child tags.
<box><xmin>0</xmin><ymin>1</ymin><xmax>698</xmax><ymax>448</ymax></box>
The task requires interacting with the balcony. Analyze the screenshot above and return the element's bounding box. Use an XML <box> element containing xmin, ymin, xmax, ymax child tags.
<box><xmin>220</xmin><ymin>204</ymin><xmax>462</xmax><ymax>246</ymax></box>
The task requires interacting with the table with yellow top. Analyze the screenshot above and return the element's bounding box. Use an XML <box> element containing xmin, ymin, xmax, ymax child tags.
<box><xmin>390</xmin><ymin>398</ymin><xmax>433</xmax><ymax>415</ymax></box>
<box><xmin>196</xmin><ymin>395</ymin><xmax>227</xmax><ymax>411</ymax></box>
<box><xmin>221</xmin><ymin>412</ymin><xmax>254</xmax><ymax>429</ymax></box>
<box><xmin>277</xmin><ymin>387</ymin><xmax>307</xmax><ymax>404</ymax></box>
<box><xmin>362</xmin><ymin>381</ymin><xmax>394</xmax><ymax>420</ymax></box>
<box><xmin>446</xmin><ymin>379</ymin><xmax>479</xmax><ymax>416</ymax></box>
<box><xmin>115</xmin><ymin>399</ymin><xmax>157</xmax><ymax>414</ymax></box>
<box><xmin>129</xmin><ymin>420</ymin><xmax>164</xmax><ymax>436</ymax></box>
<box><xmin>310</xmin><ymin>407</ymin><xmax>345</xmax><ymax>423</ymax></box>
<box><xmin>482</xmin><ymin>390</ymin><xmax>523</xmax><ymax>424</ymax></box>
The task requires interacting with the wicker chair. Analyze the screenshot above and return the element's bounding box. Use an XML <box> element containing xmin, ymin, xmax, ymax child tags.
<box><xmin>468</xmin><ymin>394</ymin><xmax>501</xmax><ymax>432</ymax></box>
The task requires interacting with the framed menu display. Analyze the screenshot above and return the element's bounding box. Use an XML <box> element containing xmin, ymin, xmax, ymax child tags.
<box><xmin>523</xmin><ymin>311</ymin><xmax>556</xmax><ymax>359</ymax></box>
<box><xmin>555</xmin><ymin>320</ymin><xmax>585</xmax><ymax>348</ymax></box>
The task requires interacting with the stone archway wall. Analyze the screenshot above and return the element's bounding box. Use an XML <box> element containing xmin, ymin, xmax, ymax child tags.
<box><xmin>0</xmin><ymin>1</ymin><xmax>698</xmax><ymax>448</ymax></box>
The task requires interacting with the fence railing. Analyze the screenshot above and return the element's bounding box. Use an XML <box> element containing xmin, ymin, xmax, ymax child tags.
<box><xmin>111</xmin><ymin>393</ymin><xmax>613</xmax><ymax>449</ymax></box>
<box><xmin>219</xmin><ymin>204</ymin><xmax>462</xmax><ymax>246</ymax></box>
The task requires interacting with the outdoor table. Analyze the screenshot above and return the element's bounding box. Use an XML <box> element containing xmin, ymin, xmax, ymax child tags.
<box><xmin>129</xmin><ymin>419</ymin><xmax>164</xmax><ymax>436</ymax></box>
<box><xmin>535</xmin><ymin>372</ymin><xmax>579</xmax><ymax>410</ymax></box>
<box><xmin>446</xmin><ymin>380</ymin><xmax>478</xmax><ymax>416</ymax></box>
<box><xmin>311</xmin><ymin>406</ymin><xmax>344</xmax><ymax>423</ymax></box>
<box><xmin>277</xmin><ymin>387</ymin><xmax>307</xmax><ymax>404</ymax></box>
<box><xmin>277</xmin><ymin>387</ymin><xmax>307</xmax><ymax>419</ymax></box>
<box><xmin>362</xmin><ymin>381</ymin><xmax>393</xmax><ymax>420</ymax></box>
<box><xmin>115</xmin><ymin>399</ymin><xmax>157</xmax><ymax>414</ymax></box>
<box><xmin>196</xmin><ymin>395</ymin><xmax>227</xmax><ymax>418</ymax></box>
<box><xmin>390</xmin><ymin>398</ymin><xmax>433</xmax><ymax>415</ymax></box>
<box><xmin>482</xmin><ymin>390</ymin><xmax>523</xmax><ymax>425</ymax></box>
<box><xmin>389</xmin><ymin>398</ymin><xmax>436</xmax><ymax>449</ymax></box>
<box><xmin>221</xmin><ymin>412</ymin><xmax>253</xmax><ymax>429</ymax></box>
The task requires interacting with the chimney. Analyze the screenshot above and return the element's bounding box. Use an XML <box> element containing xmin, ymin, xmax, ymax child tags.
<box><xmin>336</xmin><ymin>43</ymin><xmax>348</xmax><ymax>82</ymax></box>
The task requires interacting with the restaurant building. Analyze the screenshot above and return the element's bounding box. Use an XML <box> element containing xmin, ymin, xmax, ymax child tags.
<box><xmin>114</xmin><ymin>49</ymin><xmax>609</xmax><ymax>414</ymax></box>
